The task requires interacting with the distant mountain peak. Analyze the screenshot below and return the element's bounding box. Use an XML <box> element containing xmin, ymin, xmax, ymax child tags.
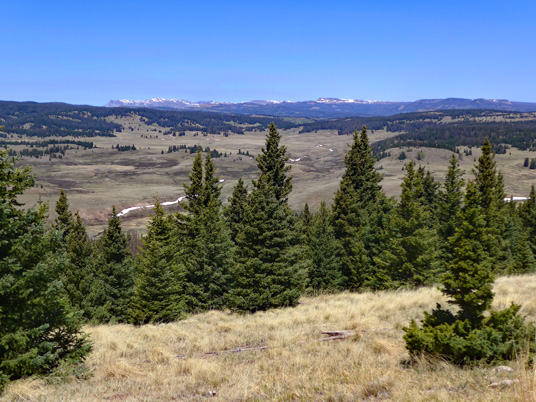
<box><xmin>104</xmin><ymin>97</ymin><xmax>536</xmax><ymax>118</ymax></box>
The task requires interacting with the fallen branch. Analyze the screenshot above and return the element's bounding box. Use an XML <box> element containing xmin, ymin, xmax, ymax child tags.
<box><xmin>177</xmin><ymin>330</ymin><xmax>358</xmax><ymax>359</ymax></box>
<box><xmin>319</xmin><ymin>330</ymin><xmax>356</xmax><ymax>341</ymax></box>
<box><xmin>177</xmin><ymin>345</ymin><xmax>270</xmax><ymax>359</ymax></box>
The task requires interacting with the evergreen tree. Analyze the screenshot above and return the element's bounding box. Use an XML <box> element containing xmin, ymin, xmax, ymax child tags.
<box><xmin>519</xmin><ymin>185</ymin><xmax>536</xmax><ymax>254</ymax></box>
<box><xmin>0</xmin><ymin>150</ymin><xmax>90</xmax><ymax>390</ymax></box>
<box><xmin>376</xmin><ymin>161</ymin><xmax>440</xmax><ymax>287</ymax></box>
<box><xmin>511</xmin><ymin>232</ymin><xmax>536</xmax><ymax>274</ymax></box>
<box><xmin>331</xmin><ymin>179</ymin><xmax>368</xmax><ymax>288</ymax></box>
<box><xmin>229</xmin><ymin>123</ymin><xmax>306</xmax><ymax>312</ymax></box>
<box><xmin>54</xmin><ymin>189</ymin><xmax>74</xmax><ymax>238</ymax></box>
<box><xmin>180</xmin><ymin>153</ymin><xmax>232</xmax><ymax>311</ymax></box>
<box><xmin>437</xmin><ymin>154</ymin><xmax>465</xmax><ymax>272</ymax></box>
<box><xmin>417</xmin><ymin>165</ymin><xmax>440</xmax><ymax>215</ymax></box>
<box><xmin>442</xmin><ymin>181</ymin><xmax>494</xmax><ymax>323</ymax></box>
<box><xmin>331</xmin><ymin>126</ymin><xmax>384</xmax><ymax>288</ymax></box>
<box><xmin>403</xmin><ymin>181</ymin><xmax>535</xmax><ymax>365</ymax></box>
<box><xmin>438</xmin><ymin>154</ymin><xmax>465</xmax><ymax>243</ymax></box>
<box><xmin>62</xmin><ymin>212</ymin><xmax>94</xmax><ymax>314</ymax></box>
<box><xmin>184</xmin><ymin>148</ymin><xmax>204</xmax><ymax>214</ymax></box>
<box><xmin>255</xmin><ymin>122</ymin><xmax>292</xmax><ymax>202</ymax></box>
<box><xmin>306</xmin><ymin>202</ymin><xmax>343</xmax><ymax>292</ymax></box>
<box><xmin>129</xmin><ymin>201</ymin><xmax>185</xmax><ymax>324</ymax></box>
<box><xmin>300</xmin><ymin>202</ymin><xmax>313</xmax><ymax>233</ymax></box>
<box><xmin>89</xmin><ymin>207</ymin><xmax>134</xmax><ymax>322</ymax></box>
<box><xmin>473</xmin><ymin>137</ymin><xmax>498</xmax><ymax>214</ymax></box>
<box><xmin>473</xmin><ymin>138</ymin><xmax>512</xmax><ymax>272</ymax></box>
<box><xmin>224</xmin><ymin>178</ymin><xmax>248</xmax><ymax>242</ymax></box>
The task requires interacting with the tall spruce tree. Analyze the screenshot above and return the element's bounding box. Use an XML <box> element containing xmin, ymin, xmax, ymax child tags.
<box><xmin>438</xmin><ymin>154</ymin><xmax>465</xmax><ymax>243</ymax></box>
<box><xmin>89</xmin><ymin>207</ymin><xmax>134</xmax><ymax>322</ymax></box>
<box><xmin>62</xmin><ymin>211</ymin><xmax>94</xmax><ymax>314</ymax></box>
<box><xmin>376</xmin><ymin>161</ymin><xmax>440</xmax><ymax>287</ymax></box>
<box><xmin>0</xmin><ymin>150</ymin><xmax>90</xmax><ymax>390</ymax></box>
<box><xmin>332</xmin><ymin>126</ymin><xmax>385</xmax><ymax>289</ymax></box>
<box><xmin>229</xmin><ymin>123</ymin><xmax>306</xmax><ymax>312</ymax></box>
<box><xmin>300</xmin><ymin>203</ymin><xmax>313</xmax><ymax>232</ymax></box>
<box><xmin>54</xmin><ymin>189</ymin><xmax>74</xmax><ymax>238</ymax></box>
<box><xmin>417</xmin><ymin>166</ymin><xmax>440</xmax><ymax>216</ymax></box>
<box><xmin>224</xmin><ymin>178</ymin><xmax>248</xmax><ymax>242</ymax></box>
<box><xmin>129</xmin><ymin>201</ymin><xmax>185</xmax><ymax>324</ymax></box>
<box><xmin>474</xmin><ymin>137</ymin><xmax>497</xmax><ymax>213</ymax></box>
<box><xmin>473</xmin><ymin>138</ymin><xmax>512</xmax><ymax>272</ymax></box>
<box><xmin>306</xmin><ymin>202</ymin><xmax>343</xmax><ymax>292</ymax></box>
<box><xmin>184</xmin><ymin>148</ymin><xmax>204</xmax><ymax>214</ymax></box>
<box><xmin>519</xmin><ymin>185</ymin><xmax>536</xmax><ymax>255</ymax></box>
<box><xmin>180</xmin><ymin>152</ymin><xmax>232</xmax><ymax>311</ymax></box>
<box><xmin>255</xmin><ymin>122</ymin><xmax>292</xmax><ymax>202</ymax></box>
<box><xmin>442</xmin><ymin>181</ymin><xmax>494</xmax><ymax>323</ymax></box>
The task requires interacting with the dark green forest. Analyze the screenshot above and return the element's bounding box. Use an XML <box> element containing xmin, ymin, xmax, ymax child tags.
<box><xmin>2</xmin><ymin>123</ymin><xmax>536</xmax><ymax>390</ymax></box>
<box><xmin>300</xmin><ymin>110</ymin><xmax>536</xmax><ymax>153</ymax></box>
<box><xmin>3</xmin><ymin>101</ymin><xmax>536</xmax><ymax>158</ymax></box>
<box><xmin>0</xmin><ymin>101</ymin><xmax>298</xmax><ymax>138</ymax></box>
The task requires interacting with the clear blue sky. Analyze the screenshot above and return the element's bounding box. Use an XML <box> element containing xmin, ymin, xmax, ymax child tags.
<box><xmin>2</xmin><ymin>0</ymin><xmax>535</xmax><ymax>105</ymax></box>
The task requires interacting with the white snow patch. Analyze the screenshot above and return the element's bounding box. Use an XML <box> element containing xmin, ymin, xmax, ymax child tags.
<box><xmin>289</xmin><ymin>156</ymin><xmax>307</xmax><ymax>162</ymax></box>
<box><xmin>504</xmin><ymin>196</ymin><xmax>529</xmax><ymax>202</ymax></box>
<box><xmin>117</xmin><ymin>196</ymin><xmax>186</xmax><ymax>217</ymax></box>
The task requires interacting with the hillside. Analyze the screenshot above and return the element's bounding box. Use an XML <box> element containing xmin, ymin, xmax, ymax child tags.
<box><xmin>3</xmin><ymin>101</ymin><xmax>536</xmax><ymax>235</ymax></box>
<box><xmin>2</xmin><ymin>274</ymin><xmax>535</xmax><ymax>401</ymax></box>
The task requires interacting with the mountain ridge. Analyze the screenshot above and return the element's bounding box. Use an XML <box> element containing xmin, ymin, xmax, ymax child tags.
<box><xmin>105</xmin><ymin>97</ymin><xmax>536</xmax><ymax>118</ymax></box>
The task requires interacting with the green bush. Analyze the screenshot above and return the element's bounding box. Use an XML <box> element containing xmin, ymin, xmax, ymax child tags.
<box><xmin>403</xmin><ymin>170</ymin><xmax>535</xmax><ymax>365</ymax></box>
<box><xmin>404</xmin><ymin>303</ymin><xmax>534</xmax><ymax>365</ymax></box>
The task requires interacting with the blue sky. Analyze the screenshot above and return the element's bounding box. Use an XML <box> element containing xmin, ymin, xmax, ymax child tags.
<box><xmin>2</xmin><ymin>0</ymin><xmax>535</xmax><ymax>105</ymax></box>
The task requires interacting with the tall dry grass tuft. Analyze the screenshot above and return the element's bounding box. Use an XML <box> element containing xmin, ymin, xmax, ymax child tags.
<box><xmin>2</xmin><ymin>274</ymin><xmax>536</xmax><ymax>401</ymax></box>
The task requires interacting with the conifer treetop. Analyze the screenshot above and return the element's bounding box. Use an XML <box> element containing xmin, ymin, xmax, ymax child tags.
<box><xmin>341</xmin><ymin>126</ymin><xmax>382</xmax><ymax>207</ymax></box>
<box><xmin>473</xmin><ymin>137</ymin><xmax>497</xmax><ymax>211</ymax></box>
<box><xmin>255</xmin><ymin>122</ymin><xmax>292</xmax><ymax>202</ymax></box>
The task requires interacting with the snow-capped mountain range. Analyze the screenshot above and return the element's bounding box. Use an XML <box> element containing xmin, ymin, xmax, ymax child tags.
<box><xmin>105</xmin><ymin>97</ymin><xmax>536</xmax><ymax>118</ymax></box>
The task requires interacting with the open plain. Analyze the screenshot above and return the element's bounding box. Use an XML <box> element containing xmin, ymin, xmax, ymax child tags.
<box><xmin>11</xmin><ymin>114</ymin><xmax>536</xmax><ymax>236</ymax></box>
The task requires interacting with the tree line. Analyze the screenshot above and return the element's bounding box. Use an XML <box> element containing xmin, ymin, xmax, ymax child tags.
<box><xmin>299</xmin><ymin>109</ymin><xmax>536</xmax><ymax>154</ymax></box>
<box><xmin>2</xmin><ymin>123</ymin><xmax>536</xmax><ymax>390</ymax></box>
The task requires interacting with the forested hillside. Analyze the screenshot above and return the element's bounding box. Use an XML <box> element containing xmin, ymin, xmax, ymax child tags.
<box><xmin>0</xmin><ymin>101</ymin><xmax>300</xmax><ymax>138</ymax></box>
<box><xmin>3</xmin><ymin>101</ymin><xmax>536</xmax><ymax>156</ymax></box>
<box><xmin>301</xmin><ymin>110</ymin><xmax>536</xmax><ymax>153</ymax></box>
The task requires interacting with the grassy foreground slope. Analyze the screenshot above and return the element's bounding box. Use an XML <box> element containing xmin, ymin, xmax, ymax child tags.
<box><xmin>3</xmin><ymin>275</ymin><xmax>536</xmax><ymax>401</ymax></box>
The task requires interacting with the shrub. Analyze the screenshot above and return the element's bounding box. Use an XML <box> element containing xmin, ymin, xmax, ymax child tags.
<box><xmin>403</xmin><ymin>180</ymin><xmax>535</xmax><ymax>365</ymax></box>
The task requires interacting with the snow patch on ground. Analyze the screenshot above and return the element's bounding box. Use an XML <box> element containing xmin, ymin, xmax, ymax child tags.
<box><xmin>117</xmin><ymin>196</ymin><xmax>186</xmax><ymax>217</ymax></box>
<box><xmin>289</xmin><ymin>156</ymin><xmax>307</xmax><ymax>162</ymax></box>
<box><xmin>504</xmin><ymin>196</ymin><xmax>529</xmax><ymax>202</ymax></box>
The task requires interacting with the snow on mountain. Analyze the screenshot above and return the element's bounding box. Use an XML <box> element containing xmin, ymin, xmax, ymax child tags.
<box><xmin>104</xmin><ymin>97</ymin><xmax>536</xmax><ymax>118</ymax></box>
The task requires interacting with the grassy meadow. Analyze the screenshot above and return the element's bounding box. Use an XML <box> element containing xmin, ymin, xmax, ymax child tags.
<box><xmin>12</xmin><ymin>114</ymin><xmax>536</xmax><ymax>236</ymax></box>
<box><xmin>2</xmin><ymin>274</ymin><xmax>536</xmax><ymax>401</ymax></box>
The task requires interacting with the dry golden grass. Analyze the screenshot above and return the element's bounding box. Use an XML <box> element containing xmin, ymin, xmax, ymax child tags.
<box><xmin>3</xmin><ymin>274</ymin><xmax>536</xmax><ymax>401</ymax></box>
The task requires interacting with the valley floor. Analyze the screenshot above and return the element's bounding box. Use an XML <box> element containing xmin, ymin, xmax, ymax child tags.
<box><xmin>3</xmin><ymin>275</ymin><xmax>536</xmax><ymax>401</ymax></box>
